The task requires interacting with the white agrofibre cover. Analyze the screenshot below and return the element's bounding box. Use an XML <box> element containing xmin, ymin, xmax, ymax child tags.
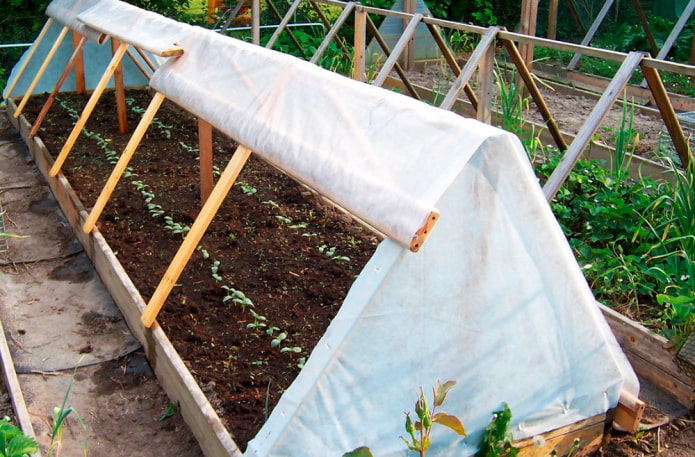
<box><xmin>146</xmin><ymin>27</ymin><xmax>639</xmax><ymax>456</ymax></box>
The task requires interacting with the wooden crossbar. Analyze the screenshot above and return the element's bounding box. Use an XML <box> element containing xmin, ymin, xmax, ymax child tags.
<box><xmin>309</xmin><ymin>0</ymin><xmax>351</xmax><ymax>59</ymax></box>
<box><xmin>14</xmin><ymin>25</ymin><xmax>70</xmax><ymax>118</ymax></box>
<box><xmin>310</xmin><ymin>2</ymin><xmax>355</xmax><ymax>64</ymax></box>
<box><xmin>29</xmin><ymin>34</ymin><xmax>88</xmax><ymax>138</ymax></box>
<box><xmin>266</xmin><ymin>0</ymin><xmax>306</xmax><ymax>59</ymax></box>
<box><xmin>500</xmin><ymin>37</ymin><xmax>568</xmax><ymax>151</ymax></box>
<box><xmin>141</xmin><ymin>145</ymin><xmax>254</xmax><ymax>328</ymax></box>
<box><xmin>4</xmin><ymin>18</ymin><xmax>54</xmax><ymax>99</ymax></box>
<box><xmin>543</xmin><ymin>51</ymin><xmax>646</xmax><ymax>200</ymax></box>
<box><xmin>83</xmin><ymin>92</ymin><xmax>166</xmax><ymax>234</ymax></box>
<box><xmin>49</xmin><ymin>41</ymin><xmax>129</xmax><ymax>177</ymax></box>
<box><xmin>372</xmin><ymin>13</ymin><xmax>423</xmax><ymax>87</ymax></box>
<box><xmin>440</xmin><ymin>26</ymin><xmax>498</xmax><ymax>111</ymax></box>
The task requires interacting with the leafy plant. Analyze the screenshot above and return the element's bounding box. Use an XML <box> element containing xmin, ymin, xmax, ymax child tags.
<box><xmin>222</xmin><ymin>286</ymin><xmax>255</xmax><ymax>312</ymax></box>
<box><xmin>0</xmin><ymin>417</ymin><xmax>38</xmax><ymax>457</ymax></box>
<box><xmin>475</xmin><ymin>403</ymin><xmax>518</xmax><ymax>457</ymax></box>
<box><xmin>319</xmin><ymin>244</ymin><xmax>350</xmax><ymax>262</ymax></box>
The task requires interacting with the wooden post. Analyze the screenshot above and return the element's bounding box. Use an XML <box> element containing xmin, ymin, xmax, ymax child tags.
<box><xmin>353</xmin><ymin>6</ymin><xmax>367</xmax><ymax>81</ymax></box>
<box><xmin>568</xmin><ymin>0</ymin><xmax>615</xmax><ymax>70</ymax></box>
<box><xmin>83</xmin><ymin>92</ymin><xmax>166</xmax><ymax>234</ymax></box>
<box><xmin>519</xmin><ymin>0</ymin><xmax>539</xmax><ymax>73</ymax></box>
<box><xmin>403</xmin><ymin>0</ymin><xmax>416</xmax><ymax>71</ymax></box>
<box><xmin>543</xmin><ymin>51</ymin><xmax>645</xmax><ymax>200</ymax></box>
<box><xmin>13</xmin><ymin>25</ymin><xmax>70</xmax><ymax>118</ymax></box>
<box><xmin>476</xmin><ymin>32</ymin><xmax>495</xmax><ymax>124</ymax></box>
<box><xmin>49</xmin><ymin>41</ymin><xmax>129</xmax><ymax>177</ymax></box>
<box><xmin>440</xmin><ymin>27</ymin><xmax>498</xmax><ymax>112</ymax></box>
<box><xmin>547</xmin><ymin>0</ymin><xmax>559</xmax><ymax>40</ymax></box>
<box><xmin>3</xmin><ymin>17</ymin><xmax>54</xmax><ymax>99</ymax></box>
<box><xmin>372</xmin><ymin>14</ymin><xmax>423</xmax><ymax>87</ymax></box>
<box><xmin>252</xmin><ymin>0</ymin><xmax>260</xmax><ymax>45</ymax></box>
<box><xmin>72</xmin><ymin>31</ymin><xmax>86</xmax><ymax>94</ymax></box>
<box><xmin>310</xmin><ymin>3</ymin><xmax>355</xmax><ymax>64</ymax></box>
<box><xmin>141</xmin><ymin>145</ymin><xmax>253</xmax><ymax>328</ymax></box>
<box><xmin>641</xmin><ymin>63</ymin><xmax>692</xmax><ymax>168</ymax></box>
<box><xmin>198</xmin><ymin>119</ymin><xmax>214</xmax><ymax>204</ymax></box>
<box><xmin>30</xmin><ymin>35</ymin><xmax>88</xmax><ymax>137</ymax></box>
<box><xmin>366</xmin><ymin>16</ymin><xmax>421</xmax><ymax>100</ymax></box>
<box><xmin>111</xmin><ymin>38</ymin><xmax>128</xmax><ymax>134</ymax></box>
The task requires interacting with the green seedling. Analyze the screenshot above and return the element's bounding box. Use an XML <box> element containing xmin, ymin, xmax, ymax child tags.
<box><xmin>160</xmin><ymin>401</ymin><xmax>181</xmax><ymax>420</ymax></box>
<box><xmin>475</xmin><ymin>403</ymin><xmax>518</xmax><ymax>457</ymax></box>
<box><xmin>222</xmin><ymin>287</ymin><xmax>254</xmax><ymax>312</ymax></box>
<box><xmin>211</xmin><ymin>261</ymin><xmax>222</xmax><ymax>282</ymax></box>
<box><xmin>270</xmin><ymin>332</ymin><xmax>287</xmax><ymax>348</ymax></box>
<box><xmin>247</xmin><ymin>309</ymin><xmax>267</xmax><ymax>330</ymax></box>
<box><xmin>319</xmin><ymin>244</ymin><xmax>350</xmax><ymax>262</ymax></box>
<box><xmin>236</xmin><ymin>181</ymin><xmax>257</xmax><ymax>196</ymax></box>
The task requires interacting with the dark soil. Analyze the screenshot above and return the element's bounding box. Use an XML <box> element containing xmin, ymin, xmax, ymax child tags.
<box><xmin>21</xmin><ymin>89</ymin><xmax>380</xmax><ymax>449</ymax></box>
<box><xmin>18</xmin><ymin>89</ymin><xmax>695</xmax><ymax>457</ymax></box>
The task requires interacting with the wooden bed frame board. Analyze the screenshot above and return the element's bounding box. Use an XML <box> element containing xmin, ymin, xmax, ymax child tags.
<box><xmin>5</xmin><ymin>96</ymin><xmax>677</xmax><ymax>455</ymax></box>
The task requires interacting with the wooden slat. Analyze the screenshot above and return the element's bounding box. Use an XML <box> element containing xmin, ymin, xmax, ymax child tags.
<box><xmin>83</xmin><ymin>92</ymin><xmax>166</xmax><ymax>234</ymax></box>
<box><xmin>49</xmin><ymin>41</ymin><xmax>129</xmax><ymax>177</ymax></box>
<box><xmin>641</xmin><ymin>64</ymin><xmax>692</xmax><ymax>168</ymax></box>
<box><xmin>72</xmin><ymin>31</ymin><xmax>86</xmax><ymax>94</ymax></box>
<box><xmin>8</xmin><ymin>99</ymin><xmax>242</xmax><ymax>457</ymax></box>
<box><xmin>198</xmin><ymin>118</ymin><xmax>214</xmax><ymax>204</ymax></box>
<box><xmin>440</xmin><ymin>27</ymin><xmax>498</xmax><ymax>111</ymax></box>
<box><xmin>476</xmin><ymin>32</ymin><xmax>495</xmax><ymax>124</ymax></box>
<box><xmin>13</xmin><ymin>25</ymin><xmax>70</xmax><ymax>118</ymax></box>
<box><xmin>519</xmin><ymin>0</ymin><xmax>539</xmax><ymax>72</ymax></box>
<box><xmin>353</xmin><ymin>6</ymin><xmax>366</xmax><ymax>81</ymax></box>
<box><xmin>403</xmin><ymin>0</ymin><xmax>416</xmax><ymax>71</ymax></box>
<box><xmin>543</xmin><ymin>51</ymin><xmax>645</xmax><ymax>201</ymax></box>
<box><xmin>111</xmin><ymin>38</ymin><xmax>128</xmax><ymax>134</ymax></box>
<box><xmin>309</xmin><ymin>2</ymin><xmax>355</xmax><ymax>64</ymax></box>
<box><xmin>513</xmin><ymin>414</ymin><xmax>605</xmax><ymax>456</ymax></box>
<box><xmin>599</xmin><ymin>303</ymin><xmax>694</xmax><ymax>409</ymax></box>
<box><xmin>568</xmin><ymin>0</ymin><xmax>615</xmax><ymax>70</ymax></box>
<box><xmin>501</xmin><ymin>37</ymin><xmax>568</xmax><ymax>151</ymax></box>
<box><xmin>30</xmin><ymin>35</ymin><xmax>88</xmax><ymax>138</ymax></box>
<box><xmin>308</xmin><ymin>0</ymin><xmax>351</xmax><ymax>59</ymax></box>
<box><xmin>265</xmin><ymin>0</ymin><xmax>302</xmax><ymax>50</ymax></box>
<box><xmin>3</xmin><ymin>18</ymin><xmax>54</xmax><ymax>99</ymax></box>
<box><xmin>424</xmin><ymin>22</ymin><xmax>478</xmax><ymax>110</ymax></box>
<box><xmin>366</xmin><ymin>15</ymin><xmax>421</xmax><ymax>100</ymax></box>
<box><xmin>372</xmin><ymin>13</ymin><xmax>423</xmax><ymax>87</ymax></box>
<box><xmin>141</xmin><ymin>145</ymin><xmax>253</xmax><ymax>328</ymax></box>
<box><xmin>251</xmin><ymin>0</ymin><xmax>260</xmax><ymax>45</ymax></box>
<box><xmin>547</xmin><ymin>0</ymin><xmax>558</xmax><ymax>40</ymax></box>
<box><xmin>266</xmin><ymin>0</ymin><xmax>306</xmax><ymax>59</ymax></box>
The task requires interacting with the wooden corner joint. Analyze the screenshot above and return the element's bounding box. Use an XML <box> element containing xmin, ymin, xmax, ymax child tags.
<box><xmin>613</xmin><ymin>389</ymin><xmax>645</xmax><ymax>434</ymax></box>
<box><xmin>409</xmin><ymin>210</ymin><xmax>439</xmax><ymax>252</ymax></box>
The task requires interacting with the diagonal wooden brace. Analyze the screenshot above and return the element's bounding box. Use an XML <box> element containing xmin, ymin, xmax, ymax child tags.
<box><xmin>4</xmin><ymin>18</ymin><xmax>54</xmax><ymax>100</ymax></box>
<box><xmin>141</xmin><ymin>145</ymin><xmax>253</xmax><ymax>328</ymax></box>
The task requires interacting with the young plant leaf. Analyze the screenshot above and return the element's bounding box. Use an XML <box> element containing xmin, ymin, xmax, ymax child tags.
<box><xmin>432</xmin><ymin>412</ymin><xmax>466</xmax><ymax>436</ymax></box>
<box><xmin>434</xmin><ymin>380</ymin><xmax>457</xmax><ymax>407</ymax></box>
<box><xmin>342</xmin><ymin>446</ymin><xmax>374</xmax><ymax>457</ymax></box>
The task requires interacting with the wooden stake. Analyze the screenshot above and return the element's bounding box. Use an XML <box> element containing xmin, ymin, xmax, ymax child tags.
<box><xmin>403</xmin><ymin>0</ymin><xmax>416</xmax><ymax>71</ymax></box>
<box><xmin>519</xmin><ymin>0</ymin><xmax>539</xmax><ymax>74</ymax></box>
<box><xmin>30</xmin><ymin>35</ymin><xmax>88</xmax><ymax>138</ymax></box>
<box><xmin>83</xmin><ymin>92</ymin><xmax>166</xmax><ymax>234</ymax></box>
<box><xmin>476</xmin><ymin>34</ymin><xmax>495</xmax><ymax>124</ymax></box>
<box><xmin>641</xmin><ymin>63</ymin><xmax>692</xmax><ymax>168</ymax></box>
<box><xmin>4</xmin><ymin>17</ymin><xmax>54</xmax><ymax>99</ymax></box>
<box><xmin>49</xmin><ymin>41</ymin><xmax>129</xmax><ymax>177</ymax></box>
<box><xmin>141</xmin><ymin>145</ymin><xmax>253</xmax><ymax>328</ymax></box>
<box><xmin>198</xmin><ymin>119</ymin><xmax>214</xmax><ymax>204</ymax></box>
<box><xmin>547</xmin><ymin>0</ymin><xmax>558</xmax><ymax>40</ymax></box>
<box><xmin>544</xmin><ymin>51</ymin><xmax>645</xmax><ymax>200</ymax></box>
<box><xmin>72</xmin><ymin>31</ymin><xmax>86</xmax><ymax>93</ymax></box>
<box><xmin>13</xmin><ymin>25</ymin><xmax>70</xmax><ymax>118</ymax></box>
<box><xmin>252</xmin><ymin>0</ymin><xmax>260</xmax><ymax>45</ymax></box>
<box><xmin>372</xmin><ymin>14</ymin><xmax>423</xmax><ymax>87</ymax></box>
<box><xmin>111</xmin><ymin>38</ymin><xmax>128</xmax><ymax>134</ymax></box>
<box><xmin>353</xmin><ymin>6</ymin><xmax>367</xmax><ymax>81</ymax></box>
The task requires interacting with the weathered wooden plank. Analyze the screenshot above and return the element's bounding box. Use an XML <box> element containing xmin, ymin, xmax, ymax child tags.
<box><xmin>8</xmin><ymin>99</ymin><xmax>241</xmax><ymax>457</ymax></box>
<box><xmin>514</xmin><ymin>414</ymin><xmax>605</xmax><ymax>456</ymax></box>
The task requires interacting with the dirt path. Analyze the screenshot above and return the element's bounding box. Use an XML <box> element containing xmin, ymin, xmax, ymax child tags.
<box><xmin>0</xmin><ymin>109</ymin><xmax>201</xmax><ymax>457</ymax></box>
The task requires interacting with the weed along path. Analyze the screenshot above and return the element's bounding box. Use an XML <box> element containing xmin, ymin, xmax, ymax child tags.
<box><xmin>0</xmin><ymin>107</ymin><xmax>201</xmax><ymax>457</ymax></box>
